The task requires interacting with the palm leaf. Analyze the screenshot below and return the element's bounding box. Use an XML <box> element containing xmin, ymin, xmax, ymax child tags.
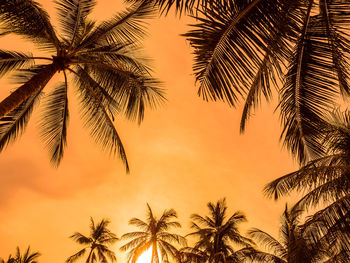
<box><xmin>247</xmin><ymin>228</ymin><xmax>286</xmax><ymax>258</ymax></box>
<box><xmin>0</xmin><ymin>89</ymin><xmax>41</xmax><ymax>152</ymax></box>
<box><xmin>96</xmin><ymin>245</ymin><xmax>116</xmax><ymax>263</ymax></box>
<box><xmin>73</xmin><ymin>66</ymin><xmax>130</xmax><ymax>172</ymax></box>
<box><xmin>40</xmin><ymin>77</ymin><xmax>69</xmax><ymax>166</ymax></box>
<box><xmin>125</xmin><ymin>0</ymin><xmax>212</xmax><ymax>15</ymax></box>
<box><xmin>78</xmin><ymin>62</ymin><xmax>164</xmax><ymax>124</ymax></box>
<box><xmin>120</xmin><ymin>236</ymin><xmax>148</xmax><ymax>252</ymax></box>
<box><xmin>0</xmin><ymin>50</ymin><xmax>35</xmax><ymax>77</ymax></box>
<box><xmin>55</xmin><ymin>0</ymin><xmax>96</xmax><ymax>47</ymax></box>
<box><xmin>0</xmin><ymin>0</ymin><xmax>60</xmax><ymax>49</ymax></box>
<box><xmin>77</xmin><ymin>0</ymin><xmax>155</xmax><ymax>50</ymax></box>
<box><xmin>319</xmin><ymin>0</ymin><xmax>350</xmax><ymax>96</ymax></box>
<box><xmin>70</xmin><ymin>232</ymin><xmax>92</xmax><ymax>245</ymax></box>
<box><xmin>184</xmin><ymin>0</ymin><xmax>299</xmax><ymax>106</ymax></box>
<box><xmin>279</xmin><ymin>4</ymin><xmax>345</xmax><ymax>164</ymax></box>
<box><xmin>128</xmin><ymin>218</ymin><xmax>149</xmax><ymax>230</ymax></box>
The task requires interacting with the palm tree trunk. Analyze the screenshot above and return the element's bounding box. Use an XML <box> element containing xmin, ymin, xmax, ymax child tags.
<box><xmin>86</xmin><ymin>248</ymin><xmax>94</xmax><ymax>263</ymax></box>
<box><xmin>0</xmin><ymin>63</ymin><xmax>59</xmax><ymax>119</ymax></box>
<box><xmin>150</xmin><ymin>243</ymin><xmax>157</xmax><ymax>263</ymax></box>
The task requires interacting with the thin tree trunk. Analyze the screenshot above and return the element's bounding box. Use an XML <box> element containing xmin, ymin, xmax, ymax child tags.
<box><xmin>86</xmin><ymin>248</ymin><xmax>94</xmax><ymax>263</ymax></box>
<box><xmin>0</xmin><ymin>63</ymin><xmax>59</xmax><ymax>119</ymax></box>
<box><xmin>150</xmin><ymin>243</ymin><xmax>157</xmax><ymax>263</ymax></box>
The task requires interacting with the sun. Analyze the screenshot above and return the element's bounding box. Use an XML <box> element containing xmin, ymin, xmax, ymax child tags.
<box><xmin>135</xmin><ymin>246</ymin><xmax>161</xmax><ymax>263</ymax></box>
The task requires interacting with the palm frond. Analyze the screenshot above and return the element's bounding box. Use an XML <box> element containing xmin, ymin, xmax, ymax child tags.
<box><xmin>128</xmin><ymin>218</ymin><xmax>149</xmax><ymax>230</ymax></box>
<box><xmin>158</xmin><ymin>240</ymin><xmax>179</xmax><ymax>260</ymax></box>
<box><xmin>39</xmin><ymin>76</ymin><xmax>69</xmax><ymax>166</ymax></box>
<box><xmin>55</xmin><ymin>0</ymin><xmax>96</xmax><ymax>47</ymax></box>
<box><xmin>264</xmin><ymin>154</ymin><xmax>343</xmax><ymax>199</ymax></box>
<box><xmin>80</xmin><ymin>58</ymin><xmax>165</xmax><ymax>124</ymax></box>
<box><xmin>0</xmin><ymin>50</ymin><xmax>35</xmax><ymax>77</ymax></box>
<box><xmin>77</xmin><ymin>43</ymin><xmax>151</xmax><ymax>74</ymax></box>
<box><xmin>158</xmin><ymin>209</ymin><xmax>178</xmax><ymax>223</ymax></box>
<box><xmin>121</xmin><ymin>231</ymin><xmax>147</xmax><ymax>240</ymax></box>
<box><xmin>0</xmin><ymin>0</ymin><xmax>60</xmax><ymax>49</ymax></box>
<box><xmin>239</xmin><ymin>46</ymin><xmax>283</xmax><ymax>132</ymax></box>
<box><xmin>0</xmin><ymin>89</ymin><xmax>41</xmax><ymax>153</ymax></box>
<box><xmin>279</xmin><ymin>3</ymin><xmax>346</xmax><ymax>164</ymax></box>
<box><xmin>184</xmin><ymin>0</ymin><xmax>299</xmax><ymax>106</ymax></box>
<box><xmin>241</xmin><ymin>249</ymin><xmax>286</xmax><ymax>263</ymax></box>
<box><xmin>248</xmin><ymin>228</ymin><xmax>286</xmax><ymax>258</ymax></box>
<box><xmin>319</xmin><ymin>0</ymin><xmax>350</xmax><ymax>96</ymax></box>
<box><xmin>125</xmin><ymin>0</ymin><xmax>212</xmax><ymax>16</ymax></box>
<box><xmin>96</xmin><ymin>245</ymin><xmax>116</xmax><ymax>263</ymax></box>
<box><xmin>158</xmin><ymin>233</ymin><xmax>187</xmax><ymax>246</ymax></box>
<box><xmin>66</xmin><ymin>248</ymin><xmax>86</xmax><ymax>263</ymax></box>
<box><xmin>77</xmin><ymin>0</ymin><xmax>155</xmax><ymax>50</ymax></box>
<box><xmin>73</xmin><ymin>66</ymin><xmax>129</xmax><ymax>172</ymax></box>
<box><xmin>70</xmin><ymin>232</ymin><xmax>92</xmax><ymax>245</ymax></box>
<box><xmin>120</xmin><ymin>236</ymin><xmax>148</xmax><ymax>252</ymax></box>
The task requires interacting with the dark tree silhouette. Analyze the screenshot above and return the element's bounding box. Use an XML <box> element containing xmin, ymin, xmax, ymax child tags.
<box><xmin>2</xmin><ymin>247</ymin><xmax>40</xmax><ymax>263</ymax></box>
<box><xmin>0</xmin><ymin>255</ymin><xmax>15</xmax><ymax>263</ymax></box>
<box><xmin>265</xmin><ymin>109</ymin><xmax>350</xmax><ymax>255</ymax></box>
<box><xmin>179</xmin><ymin>199</ymin><xmax>253</xmax><ymax>263</ymax></box>
<box><xmin>128</xmin><ymin>0</ymin><xmax>350</xmax><ymax>166</ymax></box>
<box><xmin>120</xmin><ymin>204</ymin><xmax>186</xmax><ymax>263</ymax></box>
<box><xmin>0</xmin><ymin>0</ymin><xmax>164</xmax><ymax>170</ymax></box>
<box><xmin>66</xmin><ymin>218</ymin><xmax>118</xmax><ymax>263</ymax></box>
<box><xmin>244</xmin><ymin>204</ymin><xmax>348</xmax><ymax>263</ymax></box>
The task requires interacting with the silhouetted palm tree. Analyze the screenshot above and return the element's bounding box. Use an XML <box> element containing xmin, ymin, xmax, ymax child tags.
<box><xmin>179</xmin><ymin>199</ymin><xmax>253</xmax><ymax>263</ymax></box>
<box><xmin>0</xmin><ymin>255</ymin><xmax>15</xmax><ymax>263</ymax></box>
<box><xmin>130</xmin><ymin>0</ymin><xmax>350</xmax><ymax>165</ymax></box>
<box><xmin>120</xmin><ymin>204</ymin><xmax>186</xmax><ymax>263</ymax></box>
<box><xmin>12</xmin><ymin>247</ymin><xmax>40</xmax><ymax>263</ymax></box>
<box><xmin>244</xmin><ymin>205</ymin><xmax>347</xmax><ymax>263</ymax></box>
<box><xmin>0</xmin><ymin>0</ymin><xmax>164</xmax><ymax>169</ymax></box>
<box><xmin>66</xmin><ymin>218</ymin><xmax>118</xmax><ymax>263</ymax></box>
<box><xmin>265</xmin><ymin>109</ymin><xmax>350</xmax><ymax>253</ymax></box>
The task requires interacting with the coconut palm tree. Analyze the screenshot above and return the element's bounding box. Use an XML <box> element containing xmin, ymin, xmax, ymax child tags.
<box><xmin>66</xmin><ymin>218</ymin><xmax>118</xmax><ymax>263</ymax></box>
<box><xmin>264</xmin><ymin>109</ymin><xmax>350</xmax><ymax>253</ymax></box>
<box><xmin>12</xmin><ymin>247</ymin><xmax>40</xmax><ymax>263</ymax></box>
<box><xmin>0</xmin><ymin>255</ymin><xmax>15</xmax><ymax>263</ymax></box>
<box><xmin>243</xmin><ymin>205</ymin><xmax>348</xmax><ymax>263</ymax></box>
<box><xmin>120</xmin><ymin>204</ymin><xmax>187</xmax><ymax>263</ymax></box>
<box><xmin>129</xmin><ymin>0</ymin><xmax>350</xmax><ymax>166</ymax></box>
<box><xmin>179</xmin><ymin>199</ymin><xmax>253</xmax><ymax>263</ymax></box>
<box><xmin>0</xmin><ymin>0</ymin><xmax>164</xmax><ymax>170</ymax></box>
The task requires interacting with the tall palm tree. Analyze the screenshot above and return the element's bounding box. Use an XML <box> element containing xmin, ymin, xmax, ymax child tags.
<box><xmin>120</xmin><ymin>204</ymin><xmax>187</xmax><ymax>263</ymax></box>
<box><xmin>244</xmin><ymin>205</ymin><xmax>347</xmax><ymax>263</ymax></box>
<box><xmin>13</xmin><ymin>247</ymin><xmax>40</xmax><ymax>263</ymax></box>
<box><xmin>0</xmin><ymin>255</ymin><xmax>15</xmax><ymax>263</ymax></box>
<box><xmin>0</xmin><ymin>0</ymin><xmax>164</xmax><ymax>170</ymax></box>
<box><xmin>265</xmin><ymin>109</ymin><xmax>350</xmax><ymax>253</ymax></box>
<box><xmin>66</xmin><ymin>218</ymin><xmax>118</xmax><ymax>263</ymax></box>
<box><xmin>129</xmin><ymin>0</ymin><xmax>350</xmax><ymax>166</ymax></box>
<box><xmin>179</xmin><ymin>199</ymin><xmax>253</xmax><ymax>263</ymax></box>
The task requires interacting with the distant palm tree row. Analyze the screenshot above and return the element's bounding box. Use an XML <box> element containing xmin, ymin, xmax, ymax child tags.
<box><xmin>3</xmin><ymin>198</ymin><xmax>349</xmax><ymax>263</ymax></box>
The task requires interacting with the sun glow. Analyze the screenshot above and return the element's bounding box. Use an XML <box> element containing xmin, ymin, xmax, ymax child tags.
<box><xmin>135</xmin><ymin>246</ymin><xmax>161</xmax><ymax>263</ymax></box>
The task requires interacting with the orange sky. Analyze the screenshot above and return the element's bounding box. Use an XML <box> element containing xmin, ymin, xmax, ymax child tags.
<box><xmin>0</xmin><ymin>1</ymin><xmax>297</xmax><ymax>262</ymax></box>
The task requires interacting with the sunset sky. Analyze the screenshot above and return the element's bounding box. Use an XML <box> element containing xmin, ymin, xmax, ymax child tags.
<box><xmin>0</xmin><ymin>1</ymin><xmax>297</xmax><ymax>262</ymax></box>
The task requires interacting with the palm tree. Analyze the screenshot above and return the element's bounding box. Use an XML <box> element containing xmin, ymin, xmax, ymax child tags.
<box><xmin>129</xmin><ymin>0</ymin><xmax>350</xmax><ymax>166</ymax></box>
<box><xmin>0</xmin><ymin>255</ymin><xmax>15</xmax><ymax>263</ymax></box>
<box><xmin>120</xmin><ymin>204</ymin><xmax>187</xmax><ymax>263</ymax></box>
<box><xmin>244</xmin><ymin>204</ymin><xmax>347</xmax><ymax>263</ymax></box>
<box><xmin>265</xmin><ymin>109</ymin><xmax>350</xmax><ymax>253</ymax></box>
<box><xmin>66</xmin><ymin>218</ymin><xmax>118</xmax><ymax>263</ymax></box>
<box><xmin>13</xmin><ymin>247</ymin><xmax>40</xmax><ymax>263</ymax></box>
<box><xmin>179</xmin><ymin>199</ymin><xmax>253</xmax><ymax>263</ymax></box>
<box><xmin>0</xmin><ymin>0</ymin><xmax>164</xmax><ymax>170</ymax></box>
